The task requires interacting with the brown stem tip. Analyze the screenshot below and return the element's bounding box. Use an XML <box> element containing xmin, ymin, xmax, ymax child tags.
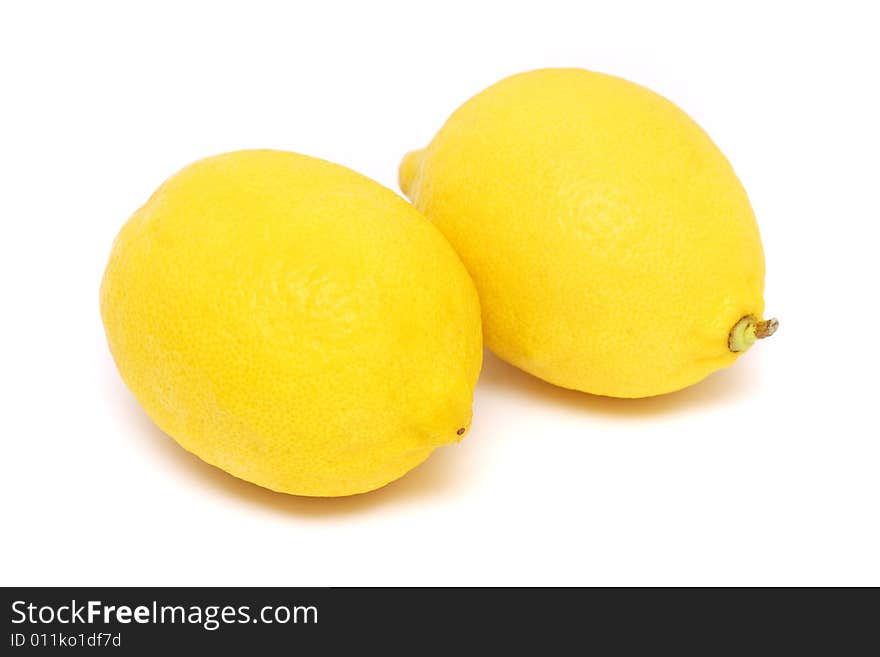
<box><xmin>755</xmin><ymin>318</ymin><xmax>779</xmax><ymax>339</ymax></box>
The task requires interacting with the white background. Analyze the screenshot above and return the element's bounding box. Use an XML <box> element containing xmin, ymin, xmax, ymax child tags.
<box><xmin>2</xmin><ymin>1</ymin><xmax>878</xmax><ymax>586</ymax></box>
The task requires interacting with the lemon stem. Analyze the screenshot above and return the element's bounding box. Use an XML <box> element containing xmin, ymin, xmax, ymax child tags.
<box><xmin>754</xmin><ymin>318</ymin><xmax>779</xmax><ymax>339</ymax></box>
<box><xmin>729</xmin><ymin>315</ymin><xmax>778</xmax><ymax>352</ymax></box>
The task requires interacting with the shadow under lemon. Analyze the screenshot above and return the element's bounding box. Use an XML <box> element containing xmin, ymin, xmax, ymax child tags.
<box><xmin>104</xmin><ymin>342</ymin><xmax>757</xmax><ymax>515</ymax></box>
<box><xmin>478</xmin><ymin>348</ymin><xmax>759</xmax><ymax>417</ymax></box>
<box><xmin>103</xmin><ymin>356</ymin><xmax>474</xmax><ymax>518</ymax></box>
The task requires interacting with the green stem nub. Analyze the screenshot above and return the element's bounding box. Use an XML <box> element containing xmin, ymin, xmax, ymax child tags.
<box><xmin>729</xmin><ymin>315</ymin><xmax>779</xmax><ymax>353</ymax></box>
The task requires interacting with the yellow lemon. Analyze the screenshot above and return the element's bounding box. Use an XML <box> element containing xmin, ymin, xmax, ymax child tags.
<box><xmin>400</xmin><ymin>68</ymin><xmax>776</xmax><ymax>398</ymax></box>
<box><xmin>101</xmin><ymin>150</ymin><xmax>482</xmax><ymax>496</ymax></box>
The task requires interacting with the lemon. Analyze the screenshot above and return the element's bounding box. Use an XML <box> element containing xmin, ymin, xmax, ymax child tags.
<box><xmin>400</xmin><ymin>68</ymin><xmax>776</xmax><ymax>398</ymax></box>
<box><xmin>101</xmin><ymin>150</ymin><xmax>482</xmax><ymax>496</ymax></box>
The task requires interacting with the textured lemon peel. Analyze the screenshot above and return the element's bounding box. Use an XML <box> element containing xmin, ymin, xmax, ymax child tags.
<box><xmin>100</xmin><ymin>149</ymin><xmax>482</xmax><ymax>497</ymax></box>
<box><xmin>399</xmin><ymin>149</ymin><xmax>423</xmax><ymax>197</ymax></box>
<box><xmin>729</xmin><ymin>315</ymin><xmax>778</xmax><ymax>352</ymax></box>
<box><xmin>399</xmin><ymin>68</ymin><xmax>771</xmax><ymax>397</ymax></box>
